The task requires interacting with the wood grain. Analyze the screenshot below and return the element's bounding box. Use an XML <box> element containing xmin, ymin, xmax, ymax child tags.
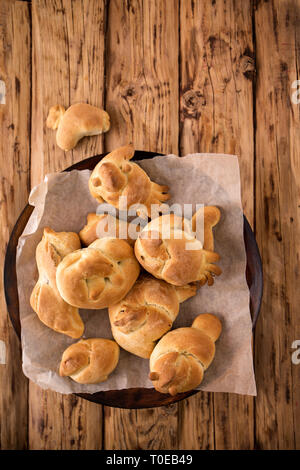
<box><xmin>179</xmin><ymin>0</ymin><xmax>255</xmax><ymax>449</ymax></box>
<box><xmin>0</xmin><ymin>0</ymin><xmax>30</xmax><ymax>450</ymax></box>
<box><xmin>254</xmin><ymin>0</ymin><xmax>300</xmax><ymax>450</ymax></box>
<box><xmin>0</xmin><ymin>0</ymin><xmax>30</xmax><ymax>449</ymax></box>
<box><xmin>1</xmin><ymin>0</ymin><xmax>299</xmax><ymax>450</ymax></box>
<box><xmin>178</xmin><ymin>394</ymin><xmax>214</xmax><ymax>450</ymax></box>
<box><xmin>104</xmin><ymin>0</ymin><xmax>178</xmax><ymax>154</ymax></box>
<box><xmin>29</xmin><ymin>0</ymin><xmax>106</xmax><ymax>450</ymax></box>
<box><xmin>31</xmin><ymin>0</ymin><xmax>107</xmax><ymax>182</ymax></box>
<box><xmin>104</xmin><ymin>0</ymin><xmax>179</xmax><ymax>450</ymax></box>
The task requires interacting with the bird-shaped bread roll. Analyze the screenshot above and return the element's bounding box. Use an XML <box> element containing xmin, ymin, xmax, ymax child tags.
<box><xmin>56</xmin><ymin>237</ymin><xmax>140</xmax><ymax>309</ymax></box>
<box><xmin>134</xmin><ymin>211</ymin><xmax>222</xmax><ymax>286</ymax></box>
<box><xmin>149</xmin><ymin>313</ymin><xmax>222</xmax><ymax>395</ymax></box>
<box><xmin>46</xmin><ymin>103</ymin><xmax>110</xmax><ymax>151</ymax></box>
<box><xmin>30</xmin><ymin>227</ymin><xmax>84</xmax><ymax>338</ymax></box>
<box><xmin>88</xmin><ymin>145</ymin><xmax>170</xmax><ymax>218</ymax></box>
<box><xmin>79</xmin><ymin>213</ymin><xmax>139</xmax><ymax>247</ymax></box>
<box><xmin>59</xmin><ymin>338</ymin><xmax>119</xmax><ymax>384</ymax></box>
<box><xmin>109</xmin><ymin>276</ymin><xmax>197</xmax><ymax>358</ymax></box>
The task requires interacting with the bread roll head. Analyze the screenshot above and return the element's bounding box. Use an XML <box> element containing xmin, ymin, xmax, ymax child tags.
<box><xmin>109</xmin><ymin>276</ymin><xmax>196</xmax><ymax>358</ymax></box>
<box><xmin>47</xmin><ymin>103</ymin><xmax>110</xmax><ymax>151</ymax></box>
<box><xmin>149</xmin><ymin>313</ymin><xmax>222</xmax><ymax>395</ymax></box>
<box><xmin>56</xmin><ymin>237</ymin><xmax>140</xmax><ymax>309</ymax></box>
<box><xmin>192</xmin><ymin>313</ymin><xmax>222</xmax><ymax>342</ymax></box>
<box><xmin>134</xmin><ymin>213</ymin><xmax>222</xmax><ymax>286</ymax></box>
<box><xmin>79</xmin><ymin>213</ymin><xmax>138</xmax><ymax>247</ymax></box>
<box><xmin>88</xmin><ymin>145</ymin><xmax>170</xmax><ymax>218</ymax></box>
<box><xmin>46</xmin><ymin>105</ymin><xmax>65</xmax><ymax>130</ymax></box>
<box><xmin>59</xmin><ymin>338</ymin><xmax>119</xmax><ymax>384</ymax></box>
<box><xmin>30</xmin><ymin>227</ymin><xmax>84</xmax><ymax>338</ymax></box>
<box><xmin>192</xmin><ymin>206</ymin><xmax>221</xmax><ymax>252</ymax></box>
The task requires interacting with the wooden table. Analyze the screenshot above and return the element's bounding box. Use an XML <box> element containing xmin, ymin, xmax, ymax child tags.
<box><xmin>0</xmin><ymin>0</ymin><xmax>299</xmax><ymax>450</ymax></box>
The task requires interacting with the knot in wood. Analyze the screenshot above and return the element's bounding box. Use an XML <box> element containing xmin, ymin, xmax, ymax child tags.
<box><xmin>182</xmin><ymin>89</ymin><xmax>205</xmax><ymax>118</ymax></box>
<box><xmin>240</xmin><ymin>55</ymin><xmax>255</xmax><ymax>80</ymax></box>
<box><xmin>120</xmin><ymin>81</ymin><xmax>138</xmax><ymax>99</ymax></box>
<box><xmin>125</xmin><ymin>87</ymin><xmax>135</xmax><ymax>97</ymax></box>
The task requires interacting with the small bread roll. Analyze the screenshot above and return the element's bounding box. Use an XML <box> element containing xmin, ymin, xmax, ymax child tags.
<box><xmin>30</xmin><ymin>227</ymin><xmax>84</xmax><ymax>338</ymax></box>
<box><xmin>109</xmin><ymin>276</ymin><xmax>197</xmax><ymax>358</ymax></box>
<box><xmin>88</xmin><ymin>145</ymin><xmax>170</xmax><ymax>218</ymax></box>
<box><xmin>59</xmin><ymin>338</ymin><xmax>119</xmax><ymax>384</ymax></box>
<box><xmin>149</xmin><ymin>313</ymin><xmax>222</xmax><ymax>395</ymax></box>
<box><xmin>79</xmin><ymin>213</ymin><xmax>138</xmax><ymax>247</ymax></box>
<box><xmin>134</xmin><ymin>212</ymin><xmax>222</xmax><ymax>286</ymax></box>
<box><xmin>56</xmin><ymin>237</ymin><xmax>140</xmax><ymax>309</ymax></box>
<box><xmin>47</xmin><ymin>103</ymin><xmax>110</xmax><ymax>151</ymax></box>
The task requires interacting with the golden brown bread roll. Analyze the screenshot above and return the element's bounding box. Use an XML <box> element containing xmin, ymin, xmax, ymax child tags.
<box><xmin>79</xmin><ymin>213</ymin><xmax>138</xmax><ymax>247</ymax></box>
<box><xmin>46</xmin><ymin>103</ymin><xmax>110</xmax><ymax>151</ymax></box>
<box><xmin>134</xmin><ymin>212</ymin><xmax>222</xmax><ymax>286</ymax></box>
<box><xmin>108</xmin><ymin>276</ymin><xmax>197</xmax><ymax>358</ymax></box>
<box><xmin>192</xmin><ymin>206</ymin><xmax>221</xmax><ymax>252</ymax></box>
<box><xmin>56</xmin><ymin>237</ymin><xmax>140</xmax><ymax>309</ymax></box>
<box><xmin>30</xmin><ymin>227</ymin><xmax>84</xmax><ymax>338</ymax></box>
<box><xmin>88</xmin><ymin>145</ymin><xmax>170</xmax><ymax>218</ymax></box>
<box><xmin>149</xmin><ymin>313</ymin><xmax>222</xmax><ymax>395</ymax></box>
<box><xmin>59</xmin><ymin>338</ymin><xmax>119</xmax><ymax>384</ymax></box>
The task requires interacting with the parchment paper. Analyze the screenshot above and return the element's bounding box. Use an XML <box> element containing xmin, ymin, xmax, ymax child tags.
<box><xmin>16</xmin><ymin>154</ymin><xmax>257</xmax><ymax>395</ymax></box>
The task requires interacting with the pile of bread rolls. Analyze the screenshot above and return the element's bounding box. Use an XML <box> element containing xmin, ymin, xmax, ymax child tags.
<box><xmin>31</xmin><ymin>145</ymin><xmax>223</xmax><ymax>396</ymax></box>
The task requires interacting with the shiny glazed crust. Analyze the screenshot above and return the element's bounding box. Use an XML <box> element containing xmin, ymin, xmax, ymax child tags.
<box><xmin>59</xmin><ymin>338</ymin><xmax>120</xmax><ymax>384</ymax></box>
<box><xmin>135</xmin><ymin>213</ymin><xmax>222</xmax><ymax>286</ymax></box>
<box><xmin>149</xmin><ymin>313</ymin><xmax>222</xmax><ymax>395</ymax></box>
<box><xmin>88</xmin><ymin>145</ymin><xmax>170</xmax><ymax>218</ymax></box>
<box><xmin>109</xmin><ymin>276</ymin><xmax>196</xmax><ymax>358</ymax></box>
<box><xmin>79</xmin><ymin>213</ymin><xmax>138</xmax><ymax>247</ymax></box>
<box><xmin>47</xmin><ymin>103</ymin><xmax>110</xmax><ymax>151</ymax></box>
<box><xmin>56</xmin><ymin>237</ymin><xmax>140</xmax><ymax>309</ymax></box>
<box><xmin>30</xmin><ymin>227</ymin><xmax>84</xmax><ymax>338</ymax></box>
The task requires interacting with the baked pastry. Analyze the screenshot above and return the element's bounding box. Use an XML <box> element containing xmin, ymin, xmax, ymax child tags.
<box><xmin>30</xmin><ymin>227</ymin><xmax>84</xmax><ymax>338</ymax></box>
<box><xmin>79</xmin><ymin>213</ymin><xmax>139</xmax><ymax>247</ymax></box>
<box><xmin>59</xmin><ymin>338</ymin><xmax>119</xmax><ymax>384</ymax></box>
<box><xmin>56</xmin><ymin>237</ymin><xmax>140</xmax><ymax>309</ymax></box>
<box><xmin>109</xmin><ymin>276</ymin><xmax>197</xmax><ymax>358</ymax></box>
<box><xmin>149</xmin><ymin>313</ymin><xmax>222</xmax><ymax>395</ymax></box>
<box><xmin>192</xmin><ymin>206</ymin><xmax>221</xmax><ymax>251</ymax></box>
<box><xmin>88</xmin><ymin>145</ymin><xmax>170</xmax><ymax>217</ymax></box>
<box><xmin>134</xmin><ymin>212</ymin><xmax>222</xmax><ymax>286</ymax></box>
<box><xmin>46</xmin><ymin>103</ymin><xmax>110</xmax><ymax>151</ymax></box>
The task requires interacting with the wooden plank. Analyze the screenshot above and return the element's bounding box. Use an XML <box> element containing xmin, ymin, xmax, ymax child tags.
<box><xmin>178</xmin><ymin>394</ymin><xmax>214</xmax><ymax>450</ymax></box>
<box><xmin>0</xmin><ymin>0</ymin><xmax>30</xmax><ymax>449</ymax></box>
<box><xmin>179</xmin><ymin>0</ymin><xmax>255</xmax><ymax>449</ymax></box>
<box><xmin>31</xmin><ymin>0</ymin><xmax>107</xmax><ymax>181</ymax></box>
<box><xmin>104</xmin><ymin>0</ymin><xmax>179</xmax><ymax>450</ymax></box>
<box><xmin>29</xmin><ymin>0</ymin><xmax>106</xmax><ymax>449</ymax></box>
<box><xmin>254</xmin><ymin>0</ymin><xmax>300</xmax><ymax>450</ymax></box>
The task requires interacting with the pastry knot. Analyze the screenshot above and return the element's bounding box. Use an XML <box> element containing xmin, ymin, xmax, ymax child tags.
<box><xmin>109</xmin><ymin>276</ymin><xmax>196</xmax><ymax>358</ymax></box>
<box><xmin>56</xmin><ymin>237</ymin><xmax>140</xmax><ymax>309</ymax></box>
<box><xmin>59</xmin><ymin>338</ymin><xmax>119</xmax><ymax>384</ymax></box>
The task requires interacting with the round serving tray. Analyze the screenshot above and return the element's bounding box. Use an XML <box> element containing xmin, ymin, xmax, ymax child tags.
<box><xmin>4</xmin><ymin>151</ymin><xmax>263</xmax><ymax>409</ymax></box>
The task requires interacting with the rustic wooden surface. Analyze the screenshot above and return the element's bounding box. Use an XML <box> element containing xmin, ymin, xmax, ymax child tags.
<box><xmin>179</xmin><ymin>0</ymin><xmax>255</xmax><ymax>450</ymax></box>
<box><xmin>0</xmin><ymin>0</ymin><xmax>299</xmax><ymax>450</ymax></box>
<box><xmin>0</xmin><ymin>0</ymin><xmax>30</xmax><ymax>449</ymax></box>
<box><xmin>254</xmin><ymin>0</ymin><xmax>300</xmax><ymax>450</ymax></box>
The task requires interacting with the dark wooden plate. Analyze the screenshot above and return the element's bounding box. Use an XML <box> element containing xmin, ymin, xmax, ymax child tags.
<box><xmin>4</xmin><ymin>151</ymin><xmax>263</xmax><ymax>409</ymax></box>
